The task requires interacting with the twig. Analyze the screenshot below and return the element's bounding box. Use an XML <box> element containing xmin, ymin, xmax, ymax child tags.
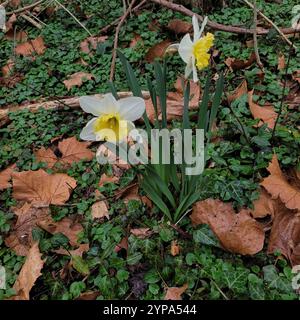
<box><xmin>122</xmin><ymin>0</ymin><xmax>127</xmax><ymax>15</ymax></box>
<box><xmin>53</xmin><ymin>0</ymin><xmax>92</xmax><ymax>36</ymax></box>
<box><xmin>242</xmin><ymin>0</ymin><xmax>295</xmax><ymax>48</ymax></box>
<box><xmin>6</xmin><ymin>0</ymin><xmax>44</xmax><ymax>15</ymax></box>
<box><xmin>99</xmin><ymin>0</ymin><xmax>147</xmax><ymax>34</ymax></box>
<box><xmin>271</xmin><ymin>21</ymin><xmax>298</xmax><ymax>141</ymax></box>
<box><xmin>252</xmin><ymin>0</ymin><xmax>264</xmax><ymax>71</ymax></box>
<box><xmin>149</xmin><ymin>0</ymin><xmax>300</xmax><ymax>35</ymax></box>
<box><xmin>0</xmin><ymin>91</ymin><xmax>150</xmax><ymax>127</ymax></box>
<box><xmin>20</xmin><ymin>13</ymin><xmax>42</xmax><ymax>29</ymax></box>
<box><xmin>109</xmin><ymin>0</ymin><xmax>137</xmax><ymax>81</ymax></box>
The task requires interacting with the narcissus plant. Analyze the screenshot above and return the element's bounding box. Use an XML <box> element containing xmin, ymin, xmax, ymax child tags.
<box><xmin>79</xmin><ymin>93</ymin><xmax>145</xmax><ymax>142</ymax></box>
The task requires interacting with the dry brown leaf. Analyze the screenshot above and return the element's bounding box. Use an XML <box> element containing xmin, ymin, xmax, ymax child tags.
<box><xmin>292</xmin><ymin>70</ymin><xmax>300</xmax><ymax>84</ymax></box>
<box><xmin>248</xmin><ymin>90</ymin><xmax>277</xmax><ymax>129</ymax></box>
<box><xmin>5</xmin><ymin>14</ymin><xmax>17</xmax><ymax>33</ymax></box>
<box><xmin>38</xmin><ymin>217</ymin><xmax>83</xmax><ymax>246</ymax></box>
<box><xmin>2</xmin><ymin>59</ymin><xmax>15</xmax><ymax>77</ymax></box>
<box><xmin>58</xmin><ymin>137</ymin><xmax>94</xmax><ymax>165</ymax></box>
<box><xmin>35</xmin><ymin>137</ymin><xmax>94</xmax><ymax>168</ymax></box>
<box><xmin>114</xmin><ymin>237</ymin><xmax>128</xmax><ymax>253</ymax></box>
<box><xmin>12</xmin><ymin>169</ymin><xmax>77</xmax><ymax>205</ymax></box>
<box><xmin>145</xmin><ymin>77</ymin><xmax>200</xmax><ymax>123</ymax></box>
<box><xmin>15</xmin><ymin>36</ymin><xmax>46</xmax><ymax>56</ymax></box>
<box><xmin>164</xmin><ymin>284</ymin><xmax>188</xmax><ymax>300</ymax></box>
<box><xmin>225</xmin><ymin>52</ymin><xmax>256</xmax><ymax>72</ymax></box>
<box><xmin>98</xmin><ymin>173</ymin><xmax>119</xmax><ymax>187</ymax></box>
<box><xmin>76</xmin><ymin>291</ymin><xmax>100</xmax><ymax>300</ymax></box>
<box><xmin>129</xmin><ymin>33</ymin><xmax>142</xmax><ymax>48</ymax></box>
<box><xmin>170</xmin><ymin>240</ymin><xmax>180</xmax><ymax>256</ymax></box>
<box><xmin>54</xmin><ymin>243</ymin><xmax>89</xmax><ymax>257</ymax></box>
<box><xmin>145</xmin><ymin>39</ymin><xmax>172</xmax><ymax>63</ymax></box>
<box><xmin>278</xmin><ymin>54</ymin><xmax>286</xmax><ymax>70</ymax></box>
<box><xmin>261</xmin><ymin>155</ymin><xmax>300</xmax><ymax>211</ymax></box>
<box><xmin>80</xmin><ymin>36</ymin><xmax>108</xmax><ymax>55</ymax></box>
<box><xmin>11</xmin><ymin>242</ymin><xmax>44</xmax><ymax>300</ymax></box>
<box><xmin>0</xmin><ymin>164</ymin><xmax>16</xmax><ymax>190</ymax></box>
<box><xmin>141</xmin><ymin>196</ymin><xmax>153</xmax><ymax>209</ymax></box>
<box><xmin>10</xmin><ymin>0</ymin><xmax>21</xmax><ymax>7</ymax></box>
<box><xmin>35</xmin><ymin>147</ymin><xmax>57</xmax><ymax>168</ymax></box>
<box><xmin>190</xmin><ymin>199</ymin><xmax>265</xmax><ymax>255</ymax></box>
<box><xmin>167</xmin><ymin>19</ymin><xmax>192</xmax><ymax>34</ymax></box>
<box><xmin>227</xmin><ymin>80</ymin><xmax>248</xmax><ymax>104</ymax></box>
<box><xmin>252</xmin><ymin>188</ymin><xmax>276</xmax><ymax>219</ymax></box>
<box><xmin>130</xmin><ymin>228</ymin><xmax>153</xmax><ymax>239</ymax></box>
<box><xmin>63</xmin><ymin>72</ymin><xmax>94</xmax><ymax>91</ymax></box>
<box><xmin>116</xmin><ymin>184</ymin><xmax>140</xmax><ymax>203</ymax></box>
<box><xmin>5</xmin><ymin>203</ymin><xmax>51</xmax><ymax>256</ymax></box>
<box><xmin>5</xmin><ymin>30</ymin><xmax>28</xmax><ymax>42</ymax></box>
<box><xmin>97</xmin><ymin>144</ymin><xmax>130</xmax><ymax>170</ymax></box>
<box><xmin>91</xmin><ymin>201</ymin><xmax>109</xmax><ymax>220</ymax></box>
<box><xmin>267</xmin><ymin>200</ymin><xmax>300</xmax><ymax>266</ymax></box>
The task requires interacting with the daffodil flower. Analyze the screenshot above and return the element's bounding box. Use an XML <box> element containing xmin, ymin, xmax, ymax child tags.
<box><xmin>79</xmin><ymin>93</ymin><xmax>145</xmax><ymax>142</ymax></box>
<box><xmin>169</xmin><ymin>16</ymin><xmax>214</xmax><ymax>82</ymax></box>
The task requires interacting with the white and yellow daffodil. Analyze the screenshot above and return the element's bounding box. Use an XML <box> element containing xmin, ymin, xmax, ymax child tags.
<box><xmin>170</xmin><ymin>16</ymin><xmax>214</xmax><ymax>82</ymax></box>
<box><xmin>79</xmin><ymin>93</ymin><xmax>145</xmax><ymax>142</ymax></box>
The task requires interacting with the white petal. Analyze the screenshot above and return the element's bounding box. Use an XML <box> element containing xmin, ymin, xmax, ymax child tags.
<box><xmin>79</xmin><ymin>93</ymin><xmax>119</xmax><ymax>116</ymax></box>
<box><xmin>80</xmin><ymin>117</ymin><xmax>97</xmax><ymax>141</ymax></box>
<box><xmin>199</xmin><ymin>16</ymin><xmax>208</xmax><ymax>38</ymax></box>
<box><xmin>118</xmin><ymin>97</ymin><xmax>145</xmax><ymax>121</ymax></box>
<box><xmin>192</xmin><ymin>15</ymin><xmax>200</xmax><ymax>41</ymax></box>
<box><xmin>184</xmin><ymin>59</ymin><xmax>193</xmax><ymax>79</ymax></box>
<box><xmin>178</xmin><ymin>34</ymin><xmax>193</xmax><ymax>63</ymax></box>
<box><xmin>192</xmin><ymin>56</ymin><xmax>199</xmax><ymax>83</ymax></box>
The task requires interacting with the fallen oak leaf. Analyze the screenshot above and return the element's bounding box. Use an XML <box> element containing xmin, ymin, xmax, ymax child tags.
<box><xmin>58</xmin><ymin>136</ymin><xmax>94</xmax><ymax>165</ymax></box>
<box><xmin>63</xmin><ymin>72</ymin><xmax>94</xmax><ymax>91</ymax></box>
<box><xmin>170</xmin><ymin>240</ymin><xmax>180</xmax><ymax>256</ymax></box>
<box><xmin>145</xmin><ymin>39</ymin><xmax>172</xmax><ymax>63</ymax></box>
<box><xmin>225</xmin><ymin>52</ymin><xmax>256</xmax><ymax>72</ymax></box>
<box><xmin>167</xmin><ymin>19</ymin><xmax>192</xmax><ymax>34</ymax></box>
<box><xmin>54</xmin><ymin>243</ymin><xmax>89</xmax><ymax>258</ymax></box>
<box><xmin>0</xmin><ymin>163</ymin><xmax>16</xmax><ymax>190</ymax></box>
<box><xmin>190</xmin><ymin>199</ymin><xmax>265</xmax><ymax>255</ymax></box>
<box><xmin>35</xmin><ymin>147</ymin><xmax>57</xmax><ymax>169</ymax></box>
<box><xmin>278</xmin><ymin>53</ymin><xmax>286</xmax><ymax>71</ymax></box>
<box><xmin>12</xmin><ymin>169</ymin><xmax>77</xmax><ymax>205</ymax></box>
<box><xmin>261</xmin><ymin>154</ymin><xmax>300</xmax><ymax>211</ymax></box>
<box><xmin>267</xmin><ymin>201</ymin><xmax>300</xmax><ymax>266</ymax></box>
<box><xmin>130</xmin><ymin>228</ymin><xmax>153</xmax><ymax>239</ymax></box>
<box><xmin>80</xmin><ymin>36</ymin><xmax>108</xmax><ymax>55</ymax></box>
<box><xmin>1</xmin><ymin>59</ymin><xmax>15</xmax><ymax>77</ymax></box>
<box><xmin>252</xmin><ymin>188</ymin><xmax>276</xmax><ymax>219</ymax></box>
<box><xmin>91</xmin><ymin>201</ymin><xmax>109</xmax><ymax>220</ymax></box>
<box><xmin>38</xmin><ymin>216</ymin><xmax>83</xmax><ymax>246</ymax></box>
<box><xmin>15</xmin><ymin>36</ymin><xmax>46</xmax><ymax>56</ymax></box>
<box><xmin>35</xmin><ymin>137</ymin><xmax>94</xmax><ymax>168</ymax></box>
<box><xmin>114</xmin><ymin>237</ymin><xmax>128</xmax><ymax>253</ymax></box>
<box><xmin>164</xmin><ymin>284</ymin><xmax>188</xmax><ymax>300</ymax></box>
<box><xmin>227</xmin><ymin>80</ymin><xmax>248</xmax><ymax>104</ymax></box>
<box><xmin>5</xmin><ymin>203</ymin><xmax>51</xmax><ymax>256</ymax></box>
<box><xmin>11</xmin><ymin>242</ymin><xmax>44</xmax><ymax>300</ymax></box>
<box><xmin>248</xmin><ymin>90</ymin><xmax>277</xmax><ymax>129</ymax></box>
<box><xmin>130</xmin><ymin>33</ymin><xmax>143</xmax><ymax>48</ymax></box>
<box><xmin>98</xmin><ymin>173</ymin><xmax>119</xmax><ymax>187</ymax></box>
